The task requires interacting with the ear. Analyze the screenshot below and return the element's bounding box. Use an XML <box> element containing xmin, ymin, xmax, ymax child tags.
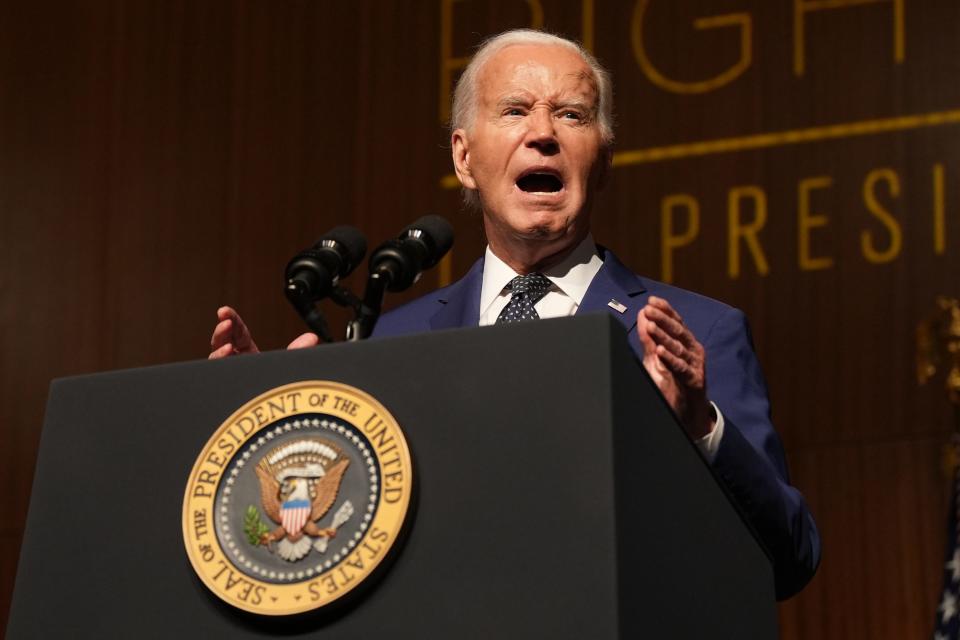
<box><xmin>451</xmin><ymin>129</ymin><xmax>478</xmax><ymax>190</ymax></box>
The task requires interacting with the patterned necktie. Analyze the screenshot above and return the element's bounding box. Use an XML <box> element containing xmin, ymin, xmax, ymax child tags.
<box><xmin>496</xmin><ymin>273</ymin><xmax>552</xmax><ymax>323</ymax></box>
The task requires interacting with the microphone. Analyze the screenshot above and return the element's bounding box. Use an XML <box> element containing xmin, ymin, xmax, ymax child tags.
<box><xmin>284</xmin><ymin>225</ymin><xmax>367</xmax><ymax>301</ymax></box>
<box><xmin>368</xmin><ymin>215</ymin><xmax>454</xmax><ymax>292</ymax></box>
<box><xmin>284</xmin><ymin>225</ymin><xmax>366</xmax><ymax>343</ymax></box>
<box><xmin>344</xmin><ymin>215</ymin><xmax>454</xmax><ymax>342</ymax></box>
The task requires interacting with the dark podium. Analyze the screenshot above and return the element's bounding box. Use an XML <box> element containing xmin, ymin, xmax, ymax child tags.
<box><xmin>8</xmin><ymin>314</ymin><xmax>776</xmax><ymax>638</ymax></box>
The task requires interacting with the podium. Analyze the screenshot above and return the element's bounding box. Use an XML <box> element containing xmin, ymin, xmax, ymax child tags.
<box><xmin>7</xmin><ymin>314</ymin><xmax>776</xmax><ymax>638</ymax></box>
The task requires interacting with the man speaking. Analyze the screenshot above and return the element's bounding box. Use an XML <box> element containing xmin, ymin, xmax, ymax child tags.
<box><xmin>210</xmin><ymin>29</ymin><xmax>820</xmax><ymax>599</ymax></box>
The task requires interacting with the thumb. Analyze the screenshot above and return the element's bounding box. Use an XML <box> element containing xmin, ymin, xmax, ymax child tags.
<box><xmin>637</xmin><ymin>309</ymin><xmax>657</xmax><ymax>360</ymax></box>
<box><xmin>287</xmin><ymin>333</ymin><xmax>320</xmax><ymax>350</ymax></box>
<box><xmin>637</xmin><ymin>309</ymin><xmax>667</xmax><ymax>381</ymax></box>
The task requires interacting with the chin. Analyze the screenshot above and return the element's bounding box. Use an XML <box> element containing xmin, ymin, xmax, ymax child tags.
<box><xmin>515</xmin><ymin>225</ymin><xmax>557</xmax><ymax>240</ymax></box>
<box><xmin>515</xmin><ymin>215</ymin><xmax>576</xmax><ymax>242</ymax></box>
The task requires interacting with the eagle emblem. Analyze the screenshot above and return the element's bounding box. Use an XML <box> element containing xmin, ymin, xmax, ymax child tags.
<box><xmin>252</xmin><ymin>437</ymin><xmax>352</xmax><ymax>562</ymax></box>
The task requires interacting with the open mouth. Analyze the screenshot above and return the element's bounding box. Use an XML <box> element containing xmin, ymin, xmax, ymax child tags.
<box><xmin>516</xmin><ymin>172</ymin><xmax>564</xmax><ymax>193</ymax></box>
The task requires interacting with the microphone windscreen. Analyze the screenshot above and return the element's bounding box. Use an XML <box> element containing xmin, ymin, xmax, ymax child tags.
<box><xmin>404</xmin><ymin>215</ymin><xmax>453</xmax><ymax>267</ymax></box>
<box><xmin>318</xmin><ymin>225</ymin><xmax>367</xmax><ymax>275</ymax></box>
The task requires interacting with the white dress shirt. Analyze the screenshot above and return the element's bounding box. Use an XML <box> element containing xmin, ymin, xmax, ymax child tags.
<box><xmin>478</xmin><ymin>234</ymin><xmax>725</xmax><ymax>461</ymax></box>
<box><xmin>479</xmin><ymin>234</ymin><xmax>604</xmax><ymax>326</ymax></box>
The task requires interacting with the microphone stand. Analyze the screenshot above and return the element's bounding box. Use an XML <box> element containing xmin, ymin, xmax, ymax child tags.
<box><xmin>285</xmin><ymin>279</ymin><xmax>383</xmax><ymax>344</ymax></box>
<box><xmin>336</xmin><ymin>274</ymin><xmax>387</xmax><ymax>342</ymax></box>
<box><xmin>284</xmin><ymin>283</ymin><xmax>335</xmax><ymax>344</ymax></box>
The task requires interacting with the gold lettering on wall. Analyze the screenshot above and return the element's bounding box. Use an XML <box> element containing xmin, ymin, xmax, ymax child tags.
<box><xmin>438</xmin><ymin>252</ymin><xmax>453</xmax><ymax>287</ymax></box>
<box><xmin>660</xmin><ymin>194</ymin><xmax>700</xmax><ymax>282</ymax></box>
<box><xmin>526</xmin><ymin>0</ymin><xmax>545</xmax><ymax>31</ymax></box>
<box><xmin>861</xmin><ymin>168</ymin><xmax>902</xmax><ymax>263</ymax></box>
<box><xmin>431</xmin><ymin>1</ymin><xmax>956</xmax><ymax>283</ymax></box>
<box><xmin>728</xmin><ymin>186</ymin><xmax>770</xmax><ymax>278</ymax></box>
<box><xmin>631</xmin><ymin>0</ymin><xmax>752</xmax><ymax>94</ymax></box>
<box><xmin>934</xmin><ymin>163</ymin><xmax>946</xmax><ymax>255</ymax></box>
<box><xmin>581</xmin><ymin>0</ymin><xmax>595</xmax><ymax>52</ymax></box>
<box><xmin>442</xmin><ymin>109</ymin><xmax>960</xmax><ymax>188</ymax></box>
<box><xmin>798</xmin><ymin>176</ymin><xmax>835</xmax><ymax>271</ymax></box>
<box><xmin>439</xmin><ymin>0</ymin><xmax>468</xmax><ymax>125</ymax></box>
<box><xmin>793</xmin><ymin>0</ymin><xmax>904</xmax><ymax>76</ymax></box>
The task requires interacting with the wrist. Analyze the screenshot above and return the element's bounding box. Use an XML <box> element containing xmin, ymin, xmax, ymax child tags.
<box><xmin>686</xmin><ymin>400</ymin><xmax>716</xmax><ymax>440</ymax></box>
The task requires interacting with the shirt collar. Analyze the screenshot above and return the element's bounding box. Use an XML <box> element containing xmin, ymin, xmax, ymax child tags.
<box><xmin>479</xmin><ymin>234</ymin><xmax>603</xmax><ymax>316</ymax></box>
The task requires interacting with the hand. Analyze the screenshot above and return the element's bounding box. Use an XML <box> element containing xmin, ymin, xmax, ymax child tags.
<box><xmin>637</xmin><ymin>296</ymin><xmax>715</xmax><ymax>439</ymax></box>
<box><xmin>209</xmin><ymin>306</ymin><xmax>320</xmax><ymax>359</ymax></box>
<box><xmin>209</xmin><ymin>306</ymin><xmax>260</xmax><ymax>358</ymax></box>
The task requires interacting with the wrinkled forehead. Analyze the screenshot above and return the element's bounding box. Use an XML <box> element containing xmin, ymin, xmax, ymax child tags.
<box><xmin>477</xmin><ymin>44</ymin><xmax>599</xmax><ymax>107</ymax></box>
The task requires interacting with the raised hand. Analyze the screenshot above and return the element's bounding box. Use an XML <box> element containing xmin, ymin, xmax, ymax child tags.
<box><xmin>209</xmin><ymin>306</ymin><xmax>260</xmax><ymax>359</ymax></box>
<box><xmin>209</xmin><ymin>306</ymin><xmax>320</xmax><ymax>358</ymax></box>
<box><xmin>637</xmin><ymin>296</ymin><xmax>715</xmax><ymax>439</ymax></box>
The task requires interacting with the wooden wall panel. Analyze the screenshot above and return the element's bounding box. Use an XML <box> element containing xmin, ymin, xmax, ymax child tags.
<box><xmin>779</xmin><ymin>437</ymin><xmax>950</xmax><ymax>639</ymax></box>
<box><xmin>1</xmin><ymin>1</ymin><xmax>958</xmax><ymax>637</ymax></box>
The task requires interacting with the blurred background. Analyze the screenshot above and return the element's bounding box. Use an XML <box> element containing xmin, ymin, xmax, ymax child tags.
<box><xmin>2</xmin><ymin>1</ymin><xmax>959</xmax><ymax>637</ymax></box>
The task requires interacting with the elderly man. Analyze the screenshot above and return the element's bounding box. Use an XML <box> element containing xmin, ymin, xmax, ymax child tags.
<box><xmin>211</xmin><ymin>29</ymin><xmax>820</xmax><ymax>599</ymax></box>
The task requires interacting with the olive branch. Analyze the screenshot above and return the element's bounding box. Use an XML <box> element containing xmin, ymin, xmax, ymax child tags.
<box><xmin>243</xmin><ymin>505</ymin><xmax>270</xmax><ymax>545</ymax></box>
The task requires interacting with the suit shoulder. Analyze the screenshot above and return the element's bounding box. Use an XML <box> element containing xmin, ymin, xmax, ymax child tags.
<box><xmin>372</xmin><ymin>278</ymin><xmax>465</xmax><ymax>338</ymax></box>
<box><xmin>599</xmin><ymin>247</ymin><xmax>738</xmax><ymax>320</ymax></box>
<box><xmin>636</xmin><ymin>277</ymin><xmax>749</xmax><ymax>346</ymax></box>
<box><xmin>640</xmin><ymin>277</ymin><xmax>739</xmax><ymax>317</ymax></box>
<box><xmin>373</xmin><ymin>291</ymin><xmax>442</xmax><ymax>338</ymax></box>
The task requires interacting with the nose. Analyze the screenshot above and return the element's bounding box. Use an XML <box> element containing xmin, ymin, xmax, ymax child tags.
<box><xmin>524</xmin><ymin>109</ymin><xmax>559</xmax><ymax>155</ymax></box>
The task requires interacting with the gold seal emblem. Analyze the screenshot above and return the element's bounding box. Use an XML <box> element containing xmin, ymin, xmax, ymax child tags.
<box><xmin>182</xmin><ymin>381</ymin><xmax>412</xmax><ymax>615</ymax></box>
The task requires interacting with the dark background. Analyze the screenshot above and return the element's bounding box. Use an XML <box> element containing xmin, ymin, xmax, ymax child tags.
<box><xmin>2</xmin><ymin>1</ymin><xmax>957</xmax><ymax>637</ymax></box>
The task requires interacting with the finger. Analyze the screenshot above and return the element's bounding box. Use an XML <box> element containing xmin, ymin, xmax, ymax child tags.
<box><xmin>646</xmin><ymin>296</ymin><xmax>685</xmax><ymax>324</ymax></box>
<box><xmin>643</xmin><ymin>306</ymin><xmax>694</xmax><ymax>347</ymax></box>
<box><xmin>645</xmin><ymin>313</ymin><xmax>704</xmax><ymax>370</ymax></box>
<box><xmin>655</xmin><ymin>344</ymin><xmax>699</xmax><ymax>385</ymax></box>
<box><xmin>638</xmin><ymin>312</ymin><xmax>677</xmax><ymax>383</ymax></box>
<box><xmin>637</xmin><ymin>310</ymin><xmax>660</xmax><ymax>360</ymax></box>
<box><xmin>658</xmin><ymin>344</ymin><xmax>706</xmax><ymax>391</ymax></box>
<box><xmin>287</xmin><ymin>333</ymin><xmax>319</xmax><ymax>350</ymax></box>
<box><xmin>643</xmin><ymin>305</ymin><xmax>689</xmax><ymax>340</ymax></box>
<box><xmin>216</xmin><ymin>305</ymin><xmax>238</xmax><ymax>321</ymax></box>
<box><xmin>228</xmin><ymin>314</ymin><xmax>252</xmax><ymax>348</ymax></box>
<box><xmin>646</xmin><ymin>320</ymin><xmax>688</xmax><ymax>361</ymax></box>
<box><xmin>208</xmin><ymin>342</ymin><xmax>236</xmax><ymax>359</ymax></box>
<box><xmin>647</xmin><ymin>296</ymin><xmax>689</xmax><ymax>340</ymax></box>
<box><xmin>210</xmin><ymin>318</ymin><xmax>235</xmax><ymax>349</ymax></box>
<box><xmin>218</xmin><ymin>307</ymin><xmax>255</xmax><ymax>349</ymax></box>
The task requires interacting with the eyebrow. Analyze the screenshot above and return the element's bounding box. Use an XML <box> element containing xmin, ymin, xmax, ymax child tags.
<box><xmin>496</xmin><ymin>95</ymin><xmax>532</xmax><ymax>109</ymax></box>
<box><xmin>495</xmin><ymin>95</ymin><xmax>597</xmax><ymax>113</ymax></box>
<box><xmin>555</xmin><ymin>99</ymin><xmax>595</xmax><ymax>112</ymax></box>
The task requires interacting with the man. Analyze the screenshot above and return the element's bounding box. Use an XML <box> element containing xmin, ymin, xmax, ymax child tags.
<box><xmin>211</xmin><ymin>29</ymin><xmax>820</xmax><ymax>599</ymax></box>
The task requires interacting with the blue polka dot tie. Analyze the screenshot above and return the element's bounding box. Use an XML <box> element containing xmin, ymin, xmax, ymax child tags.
<box><xmin>496</xmin><ymin>273</ymin><xmax>552</xmax><ymax>323</ymax></box>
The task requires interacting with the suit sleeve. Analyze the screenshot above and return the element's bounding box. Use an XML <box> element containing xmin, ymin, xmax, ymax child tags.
<box><xmin>704</xmin><ymin>307</ymin><xmax>821</xmax><ymax>600</ymax></box>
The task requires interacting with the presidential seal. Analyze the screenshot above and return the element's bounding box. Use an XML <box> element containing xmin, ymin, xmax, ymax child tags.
<box><xmin>182</xmin><ymin>381</ymin><xmax>412</xmax><ymax>616</ymax></box>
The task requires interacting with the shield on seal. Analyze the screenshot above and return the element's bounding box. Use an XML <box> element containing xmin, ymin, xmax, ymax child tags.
<box><xmin>281</xmin><ymin>499</ymin><xmax>311</xmax><ymax>535</ymax></box>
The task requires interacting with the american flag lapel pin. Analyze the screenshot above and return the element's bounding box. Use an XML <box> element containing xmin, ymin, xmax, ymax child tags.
<box><xmin>607</xmin><ymin>299</ymin><xmax>627</xmax><ymax>314</ymax></box>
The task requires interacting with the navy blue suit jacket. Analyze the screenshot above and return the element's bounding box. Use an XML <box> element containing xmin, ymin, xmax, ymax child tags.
<box><xmin>373</xmin><ymin>247</ymin><xmax>821</xmax><ymax>599</ymax></box>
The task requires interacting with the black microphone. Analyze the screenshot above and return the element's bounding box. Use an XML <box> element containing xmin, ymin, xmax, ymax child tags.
<box><xmin>368</xmin><ymin>215</ymin><xmax>454</xmax><ymax>292</ymax></box>
<box><xmin>344</xmin><ymin>215</ymin><xmax>454</xmax><ymax>342</ymax></box>
<box><xmin>284</xmin><ymin>225</ymin><xmax>367</xmax><ymax>301</ymax></box>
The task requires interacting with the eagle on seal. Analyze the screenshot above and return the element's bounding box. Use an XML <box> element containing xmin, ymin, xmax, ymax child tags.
<box><xmin>254</xmin><ymin>438</ymin><xmax>350</xmax><ymax>561</ymax></box>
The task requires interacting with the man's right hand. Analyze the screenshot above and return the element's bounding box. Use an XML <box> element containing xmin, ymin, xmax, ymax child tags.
<box><xmin>209</xmin><ymin>306</ymin><xmax>260</xmax><ymax>358</ymax></box>
<box><xmin>209</xmin><ymin>306</ymin><xmax>320</xmax><ymax>359</ymax></box>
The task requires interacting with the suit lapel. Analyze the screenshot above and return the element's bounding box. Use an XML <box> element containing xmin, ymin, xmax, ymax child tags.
<box><xmin>428</xmin><ymin>257</ymin><xmax>484</xmax><ymax>330</ymax></box>
<box><xmin>578</xmin><ymin>248</ymin><xmax>648</xmax><ymax>352</ymax></box>
<box><xmin>426</xmin><ymin>249</ymin><xmax>647</xmax><ymax>342</ymax></box>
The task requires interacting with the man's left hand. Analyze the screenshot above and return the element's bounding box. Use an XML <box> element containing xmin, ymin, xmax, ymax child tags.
<box><xmin>637</xmin><ymin>296</ymin><xmax>715</xmax><ymax>440</ymax></box>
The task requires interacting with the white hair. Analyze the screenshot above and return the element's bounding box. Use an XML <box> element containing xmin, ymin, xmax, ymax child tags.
<box><xmin>450</xmin><ymin>29</ymin><xmax>615</xmax><ymax>145</ymax></box>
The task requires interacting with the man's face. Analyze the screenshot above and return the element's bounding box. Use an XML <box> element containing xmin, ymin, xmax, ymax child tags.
<box><xmin>452</xmin><ymin>44</ymin><xmax>609</xmax><ymax>263</ymax></box>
